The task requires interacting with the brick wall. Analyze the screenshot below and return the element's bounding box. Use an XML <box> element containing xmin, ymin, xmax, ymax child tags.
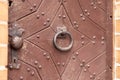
<box><xmin>0</xmin><ymin>0</ymin><xmax>8</xmax><ymax>80</ymax></box>
<box><xmin>114</xmin><ymin>0</ymin><xmax>120</xmax><ymax>79</ymax></box>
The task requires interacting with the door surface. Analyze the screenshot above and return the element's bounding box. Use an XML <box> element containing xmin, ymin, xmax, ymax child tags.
<box><xmin>8</xmin><ymin>0</ymin><xmax>113</xmax><ymax>80</ymax></box>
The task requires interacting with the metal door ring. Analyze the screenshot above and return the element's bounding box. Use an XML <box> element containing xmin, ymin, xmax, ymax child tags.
<box><xmin>53</xmin><ymin>31</ymin><xmax>73</xmax><ymax>51</ymax></box>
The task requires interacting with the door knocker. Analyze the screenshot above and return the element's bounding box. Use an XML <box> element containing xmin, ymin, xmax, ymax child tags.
<box><xmin>53</xmin><ymin>27</ymin><xmax>73</xmax><ymax>51</ymax></box>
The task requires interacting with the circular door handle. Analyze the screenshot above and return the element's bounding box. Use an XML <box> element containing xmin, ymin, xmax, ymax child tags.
<box><xmin>53</xmin><ymin>31</ymin><xmax>73</xmax><ymax>51</ymax></box>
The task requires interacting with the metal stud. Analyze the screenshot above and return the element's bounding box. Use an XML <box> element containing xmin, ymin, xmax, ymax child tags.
<box><xmin>31</xmin><ymin>71</ymin><xmax>35</xmax><ymax>76</ymax></box>
<box><xmin>97</xmin><ymin>77</ymin><xmax>100</xmax><ymax>80</ymax></box>
<box><xmin>90</xmin><ymin>75</ymin><xmax>93</xmax><ymax>79</ymax></box>
<box><xmin>43</xmin><ymin>22</ymin><xmax>47</xmax><ymax>26</ymax></box>
<box><xmin>101</xmin><ymin>41</ymin><xmax>104</xmax><ymax>45</ymax></box>
<box><xmin>87</xmin><ymin>12</ymin><xmax>90</xmax><ymax>16</ymax></box>
<box><xmin>30</xmin><ymin>7</ymin><xmax>33</xmax><ymax>11</ymax></box>
<box><xmin>80</xmin><ymin>63</ymin><xmax>84</xmax><ymax>67</ymax></box>
<box><xmin>43</xmin><ymin>53</ymin><xmax>47</xmax><ymax>56</ymax></box>
<box><xmin>93</xmin><ymin>72</ymin><xmax>96</xmax><ymax>76</ymax></box>
<box><xmin>22</xmin><ymin>0</ymin><xmax>25</xmax><ymax>2</ymax></box>
<box><xmin>92</xmin><ymin>41</ymin><xmax>95</xmax><ymax>44</ymax></box>
<box><xmin>72</xmin><ymin>56</ymin><xmax>76</xmax><ymax>60</ymax></box>
<box><xmin>20</xmin><ymin>76</ymin><xmax>23</xmax><ymax>80</ymax></box>
<box><xmin>75</xmin><ymin>25</ymin><xmax>79</xmax><ymax>29</ymax></box>
<box><xmin>101</xmin><ymin>36</ymin><xmax>105</xmax><ymax>40</ymax></box>
<box><xmin>80</xmin><ymin>14</ymin><xmax>83</xmax><ymax>17</ymax></box>
<box><xmin>94</xmin><ymin>6</ymin><xmax>97</xmax><ymax>9</ymax></box>
<box><xmin>33</xmin><ymin>4</ymin><xmax>37</xmax><ymax>8</ymax></box>
<box><xmin>81</xmin><ymin>41</ymin><xmax>85</xmax><ymax>45</ymax></box>
<box><xmin>47</xmin><ymin>18</ymin><xmax>50</xmax><ymax>22</ymax></box>
<box><xmin>46</xmin><ymin>56</ymin><xmax>50</xmax><ymax>60</ymax></box>
<box><xmin>84</xmin><ymin>68</ymin><xmax>87</xmax><ymax>72</ymax></box>
<box><xmin>93</xmin><ymin>36</ymin><xmax>96</xmax><ymax>39</ymax></box>
<box><xmin>73</xmin><ymin>21</ymin><xmax>77</xmax><ymax>25</ymax></box>
<box><xmin>75</xmin><ymin>52</ymin><xmax>79</xmax><ymax>56</ymax></box>
<box><xmin>62</xmin><ymin>62</ymin><xmax>65</xmax><ymax>66</ymax></box>
<box><xmin>84</xmin><ymin>9</ymin><xmax>88</xmax><ymax>13</ymax></box>
<box><xmin>38</xmin><ymin>65</ymin><xmax>42</xmax><ymax>69</ymax></box>
<box><xmin>98</xmin><ymin>1</ymin><xmax>101</xmax><ymax>5</ymax></box>
<box><xmin>58</xmin><ymin>14</ymin><xmax>61</xmax><ymax>18</ymax></box>
<box><xmin>57</xmin><ymin>62</ymin><xmax>60</xmax><ymax>66</ymax></box>
<box><xmin>36</xmin><ymin>15</ymin><xmax>40</xmax><ymax>19</ymax></box>
<box><xmin>91</xmin><ymin>2</ymin><xmax>94</xmax><ymax>6</ymax></box>
<box><xmin>82</xmin><ymin>17</ymin><xmax>85</xmax><ymax>21</ymax></box>
<box><xmin>82</xmin><ymin>60</ymin><xmax>85</xmax><ymax>63</ymax></box>
<box><xmin>81</xmin><ymin>35</ymin><xmax>85</xmax><ymax>39</ymax></box>
<box><xmin>62</xmin><ymin>15</ymin><xmax>66</xmax><ymax>19</ymax></box>
<box><xmin>41</xmin><ymin>12</ymin><xmax>45</xmax><ymax>16</ymax></box>
<box><xmin>34</xmin><ymin>61</ymin><xmax>38</xmax><ymax>65</ymax></box>
<box><xmin>36</xmin><ymin>35</ymin><xmax>40</xmax><ymax>38</ymax></box>
<box><xmin>87</xmin><ymin>64</ymin><xmax>90</xmax><ymax>68</ymax></box>
<box><xmin>27</xmin><ymin>68</ymin><xmax>30</xmax><ymax>72</ymax></box>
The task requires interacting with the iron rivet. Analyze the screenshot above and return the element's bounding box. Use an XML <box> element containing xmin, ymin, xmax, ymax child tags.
<box><xmin>30</xmin><ymin>7</ymin><xmax>33</xmax><ymax>11</ymax></box>
<box><xmin>62</xmin><ymin>15</ymin><xmax>66</xmax><ymax>19</ymax></box>
<box><xmin>84</xmin><ymin>69</ymin><xmax>87</xmax><ymax>72</ymax></box>
<box><xmin>72</xmin><ymin>56</ymin><xmax>76</xmax><ymax>60</ymax></box>
<box><xmin>63</xmin><ymin>0</ymin><xmax>66</xmax><ymax>2</ymax></box>
<box><xmin>90</xmin><ymin>75</ymin><xmax>93</xmax><ymax>79</ymax></box>
<box><xmin>36</xmin><ymin>15</ymin><xmax>40</xmax><ymax>19</ymax></box>
<box><xmin>101</xmin><ymin>36</ymin><xmax>105</xmax><ymax>40</ymax></box>
<box><xmin>75</xmin><ymin>25</ymin><xmax>79</xmax><ymax>29</ymax></box>
<box><xmin>84</xmin><ymin>9</ymin><xmax>88</xmax><ymax>13</ymax></box>
<box><xmin>47</xmin><ymin>18</ymin><xmax>50</xmax><ymax>22</ymax></box>
<box><xmin>27</xmin><ymin>68</ymin><xmax>30</xmax><ymax>72</ymax></box>
<box><xmin>80</xmin><ymin>14</ymin><xmax>83</xmax><ymax>17</ymax></box>
<box><xmin>46</xmin><ymin>56</ymin><xmax>50</xmax><ymax>60</ymax></box>
<box><xmin>20</xmin><ymin>76</ymin><xmax>23</xmax><ymax>80</ymax></box>
<box><xmin>34</xmin><ymin>61</ymin><xmax>38</xmax><ymax>65</ymax></box>
<box><xmin>38</xmin><ymin>65</ymin><xmax>42</xmax><ymax>69</ymax></box>
<box><xmin>33</xmin><ymin>4</ymin><xmax>37</xmax><ymax>8</ymax></box>
<box><xmin>73</xmin><ymin>21</ymin><xmax>77</xmax><ymax>25</ymax></box>
<box><xmin>93</xmin><ymin>36</ymin><xmax>96</xmax><ymax>39</ymax></box>
<box><xmin>91</xmin><ymin>2</ymin><xmax>94</xmax><ymax>6</ymax></box>
<box><xmin>98</xmin><ymin>1</ymin><xmax>101</xmax><ymax>5</ymax></box>
<box><xmin>92</xmin><ymin>41</ymin><xmax>95</xmax><ymax>44</ymax></box>
<box><xmin>41</xmin><ymin>12</ymin><xmax>45</xmax><ymax>16</ymax></box>
<box><xmin>101</xmin><ymin>41</ymin><xmax>104</xmax><ymax>45</ymax></box>
<box><xmin>43</xmin><ymin>22</ymin><xmax>47</xmax><ymax>26</ymax></box>
<box><xmin>87</xmin><ymin>65</ymin><xmax>90</xmax><ymax>68</ymax></box>
<box><xmin>31</xmin><ymin>71</ymin><xmax>34</xmax><ymax>76</ymax></box>
<box><xmin>82</xmin><ymin>17</ymin><xmax>85</xmax><ymax>21</ymax></box>
<box><xmin>82</xmin><ymin>60</ymin><xmax>85</xmax><ymax>63</ymax></box>
<box><xmin>58</xmin><ymin>14</ymin><xmax>61</xmax><ymax>18</ymax></box>
<box><xmin>36</xmin><ymin>35</ymin><xmax>40</xmax><ymax>38</ymax></box>
<box><xmin>81</xmin><ymin>41</ymin><xmax>85</xmax><ymax>45</ymax></box>
<box><xmin>75</xmin><ymin>52</ymin><xmax>79</xmax><ymax>56</ymax></box>
<box><xmin>87</xmin><ymin>12</ymin><xmax>90</xmax><ymax>16</ymax></box>
<box><xmin>93</xmin><ymin>72</ymin><xmax>96</xmax><ymax>76</ymax></box>
<box><xmin>57</xmin><ymin>62</ymin><xmax>60</xmax><ymax>66</ymax></box>
<box><xmin>94</xmin><ymin>6</ymin><xmax>97</xmax><ymax>9</ymax></box>
<box><xmin>80</xmin><ymin>63</ymin><xmax>84</xmax><ymax>67</ymax></box>
<box><xmin>97</xmin><ymin>77</ymin><xmax>100</xmax><ymax>80</ymax></box>
<box><xmin>43</xmin><ymin>53</ymin><xmax>47</xmax><ymax>56</ymax></box>
<box><xmin>81</xmin><ymin>35</ymin><xmax>85</xmax><ymax>39</ymax></box>
<box><xmin>62</xmin><ymin>62</ymin><xmax>65</xmax><ymax>66</ymax></box>
<box><xmin>22</xmin><ymin>0</ymin><xmax>25</xmax><ymax>2</ymax></box>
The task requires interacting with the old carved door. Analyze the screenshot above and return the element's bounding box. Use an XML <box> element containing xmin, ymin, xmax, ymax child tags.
<box><xmin>8</xmin><ymin>0</ymin><xmax>113</xmax><ymax>80</ymax></box>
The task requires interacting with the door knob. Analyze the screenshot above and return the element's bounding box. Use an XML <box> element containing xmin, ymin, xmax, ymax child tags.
<box><xmin>8</xmin><ymin>24</ymin><xmax>24</xmax><ymax>69</ymax></box>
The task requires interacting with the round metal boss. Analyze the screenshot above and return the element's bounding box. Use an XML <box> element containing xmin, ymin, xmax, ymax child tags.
<box><xmin>53</xmin><ymin>31</ymin><xmax>73</xmax><ymax>51</ymax></box>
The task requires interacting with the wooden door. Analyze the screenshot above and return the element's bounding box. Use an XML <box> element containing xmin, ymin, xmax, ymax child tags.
<box><xmin>8</xmin><ymin>0</ymin><xmax>113</xmax><ymax>80</ymax></box>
